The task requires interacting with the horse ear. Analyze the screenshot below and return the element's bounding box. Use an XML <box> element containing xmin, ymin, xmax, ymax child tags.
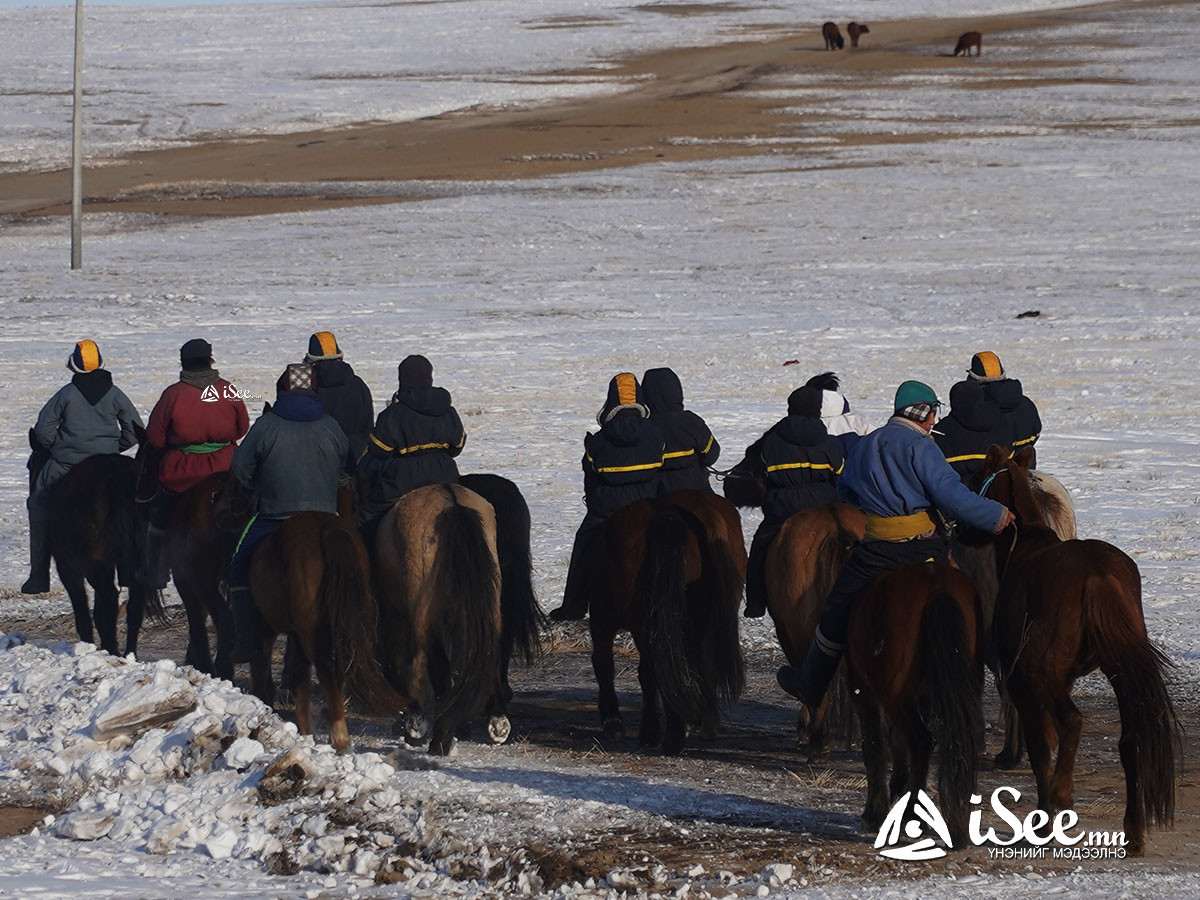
<box><xmin>983</xmin><ymin>443</ymin><xmax>1008</xmax><ymax>473</ymax></box>
<box><xmin>1013</xmin><ymin>446</ymin><xmax>1035</xmax><ymax>471</ymax></box>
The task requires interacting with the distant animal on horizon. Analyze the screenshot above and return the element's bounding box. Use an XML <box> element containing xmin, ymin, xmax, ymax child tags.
<box><xmin>953</xmin><ymin>31</ymin><xmax>982</xmax><ymax>57</ymax></box>
<box><xmin>822</xmin><ymin>22</ymin><xmax>844</xmax><ymax>50</ymax></box>
<box><xmin>847</xmin><ymin>22</ymin><xmax>869</xmax><ymax>48</ymax></box>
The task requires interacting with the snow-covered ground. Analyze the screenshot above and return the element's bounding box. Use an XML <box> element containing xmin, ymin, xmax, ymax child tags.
<box><xmin>2</xmin><ymin>0</ymin><xmax>1200</xmax><ymax>896</ymax></box>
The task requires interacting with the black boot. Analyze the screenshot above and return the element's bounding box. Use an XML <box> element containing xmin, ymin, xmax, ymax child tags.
<box><xmin>21</xmin><ymin>520</ymin><xmax>52</xmax><ymax>594</ymax></box>
<box><xmin>548</xmin><ymin>521</ymin><xmax>595</xmax><ymax>621</ymax></box>
<box><xmin>136</xmin><ymin>525</ymin><xmax>171</xmax><ymax>589</ymax></box>
<box><xmin>777</xmin><ymin>632</ymin><xmax>843</xmax><ymax>707</ymax></box>
<box><xmin>229</xmin><ymin>586</ymin><xmax>261</xmax><ymax>664</ymax></box>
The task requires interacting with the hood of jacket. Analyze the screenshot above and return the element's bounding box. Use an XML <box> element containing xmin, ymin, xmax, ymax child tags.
<box><xmin>642</xmin><ymin>367</ymin><xmax>684</xmax><ymax>414</ymax></box>
<box><xmin>819</xmin><ymin>389</ymin><xmax>850</xmax><ymax>419</ymax></box>
<box><xmin>393</xmin><ymin>385</ymin><xmax>453</xmax><ymax>417</ymax></box>
<box><xmin>775</xmin><ymin>414</ymin><xmax>831</xmax><ymax>448</ymax></box>
<box><xmin>272</xmin><ymin>392</ymin><xmax>327</xmax><ymax>422</ymax></box>
<box><xmin>946</xmin><ymin>380</ymin><xmax>1000</xmax><ymax>432</ymax></box>
<box><xmin>72</xmin><ymin>369</ymin><xmax>114</xmax><ymax>406</ymax></box>
<box><xmin>983</xmin><ymin>377</ymin><xmax>1025</xmax><ymax>412</ymax></box>
<box><xmin>313</xmin><ymin>358</ymin><xmax>354</xmax><ymax>389</ymax></box>
<box><xmin>600</xmin><ymin>407</ymin><xmax>653</xmax><ymax>447</ymax></box>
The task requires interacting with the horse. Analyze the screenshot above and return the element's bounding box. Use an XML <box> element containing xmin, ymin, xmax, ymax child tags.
<box><xmin>135</xmin><ymin>438</ymin><xmax>234</xmax><ymax>679</ymax></box>
<box><xmin>953</xmin><ymin>31</ymin><xmax>982</xmax><ymax>57</ymax></box>
<box><xmin>847</xmin><ymin>562</ymin><xmax>984</xmax><ymax>847</ymax></box>
<box><xmin>764</xmin><ymin>502</ymin><xmax>865</xmax><ymax>760</ymax></box>
<box><xmin>978</xmin><ymin>445</ymin><xmax>1179</xmax><ymax>856</ymax></box>
<box><xmin>32</xmin><ymin>448</ymin><xmax>166</xmax><ymax>657</ymax></box>
<box><xmin>822</xmin><ymin>21</ymin><xmax>845</xmax><ymax>50</ymax></box>
<box><xmin>373</xmin><ymin>483</ymin><xmax>505</xmax><ymax>756</ymax></box>
<box><xmin>459</xmin><ymin>472</ymin><xmax>544</xmax><ymax>732</ymax></box>
<box><xmin>245</xmin><ymin>511</ymin><xmax>405</xmax><ymax>753</ymax></box>
<box><xmin>954</xmin><ymin>463</ymin><xmax>1076</xmax><ymax>768</ymax></box>
<box><xmin>586</xmin><ymin>495</ymin><xmax>744</xmax><ymax>756</ymax></box>
<box><xmin>847</xmin><ymin>22</ymin><xmax>869</xmax><ymax>48</ymax></box>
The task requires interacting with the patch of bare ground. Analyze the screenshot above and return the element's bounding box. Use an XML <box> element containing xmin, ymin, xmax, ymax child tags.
<box><xmin>0</xmin><ymin>0</ymin><xmax>1193</xmax><ymax>218</ymax></box>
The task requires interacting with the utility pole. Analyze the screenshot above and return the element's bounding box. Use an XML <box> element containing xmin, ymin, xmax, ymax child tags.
<box><xmin>70</xmin><ymin>0</ymin><xmax>84</xmax><ymax>270</ymax></box>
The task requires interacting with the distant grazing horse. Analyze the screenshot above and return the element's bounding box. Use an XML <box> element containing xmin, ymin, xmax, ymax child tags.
<box><xmin>822</xmin><ymin>21</ymin><xmax>845</xmax><ymax>50</ymax></box>
<box><xmin>954</xmin><ymin>465</ymin><xmax>1076</xmax><ymax>768</ymax></box>
<box><xmin>587</xmin><ymin>495</ymin><xmax>744</xmax><ymax>755</ymax></box>
<box><xmin>246</xmin><ymin>511</ymin><xmax>405</xmax><ymax>753</ymax></box>
<box><xmin>765</xmin><ymin>502</ymin><xmax>865</xmax><ymax>759</ymax></box>
<box><xmin>848</xmin><ymin>563</ymin><xmax>983</xmax><ymax>847</ymax></box>
<box><xmin>459</xmin><ymin>473</ymin><xmax>544</xmax><ymax>728</ymax></box>
<box><xmin>847</xmin><ymin>22</ymin><xmax>869</xmax><ymax>48</ymax></box>
<box><xmin>374</xmin><ymin>483</ymin><xmax>504</xmax><ymax>756</ymax></box>
<box><xmin>979</xmin><ymin>446</ymin><xmax>1178</xmax><ymax>855</ymax></box>
<box><xmin>953</xmin><ymin>31</ymin><xmax>982</xmax><ymax>57</ymax></box>
<box><xmin>136</xmin><ymin>439</ymin><xmax>234</xmax><ymax>679</ymax></box>
<box><xmin>33</xmin><ymin>446</ymin><xmax>166</xmax><ymax>657</ymax></box>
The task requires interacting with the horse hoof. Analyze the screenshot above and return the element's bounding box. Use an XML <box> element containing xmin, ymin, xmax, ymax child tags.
<box><xmin>602</xmin><ymin>719</ymin><xmax>626</xmax><ymax>742</ymax></box>
<box><xmin>392</xmin><ymin>712</ymin><xmax>429</xmax><ymax>745</ymax></box>
<box><xmin>994</xmin><ymin>750</ymin><xmax>1022</xmax><ymax>770</ymax></box>
<box><xmin>429</xmin><ymin>736</ymin><xmax>459</xmax><ymax>757</ymax></box>
<box><xmin>487</xmin><ymin>715</ymin><xmax>511</xmax><ymax>745</ymax></box>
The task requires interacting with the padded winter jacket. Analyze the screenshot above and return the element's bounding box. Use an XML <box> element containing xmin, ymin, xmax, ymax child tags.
<box><xmin>981</xmin><ymin>378</ymin><xmax>1041</xmax><ymax>458</ymax></box>
<box><xmin>584</xmin><ymin>409</ymin><xmax>666</xmax><ymax>518</ymax></box>
<box><xmin>934</xmin><ymin>381</ymin><xmax>1008</xmax><ymax>484</ymax></box>
<box><xmin>312</xmin><ymin>358</ymin><xmax>374</xmax><ymax>461</ymax></box>
<box><xmin>145</xmin><ymin>370</ymin><xmax>249</xmax><ymax>493</ymax></box>
<box><xmin>642</xmin><ymin>367</ymin><xmax>719</xmax><ymax>493</ymax></box>
<box><xmin>760</xmin><ymin>414</ymin><xmax>843</xmax><ymax>521</ymax></box>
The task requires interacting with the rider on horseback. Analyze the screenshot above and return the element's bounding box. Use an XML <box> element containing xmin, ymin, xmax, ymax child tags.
<box><xmin>806</xmin><ymin>372</ymin><xmax>872</xmax><ymax>457</ymax></box>
<box><xmin>776</xmin><ymin>380</ymin><xmax>1015</xmax><ymax>707</ymax></box>
<box><xmin>23</xmin><ymin>340</ymin><xmax>143</xmax><ymax>594</ymax></box>
<box><xmin>966</xmin><ymin>351</ymin><xmax>1042</xmax><ymax>467</ymax></box>
<box><xmin>137</xmin><ymin>339</ymin><xmax>250</xmax><ymax>588</ymax></box>
<box><xmin>933</xmin><ymin>379</ymin><xmax>1008</xmax><ymax>484</ymax></box>
<box><xmin>641</xmin><ymin>367</ymin><xmax>720</xmax><ymax>494</ymax></box>
<box><xmin>227</xmin><ymin>363</ymin><xmax>354</xmax><ymax>663</ymax></box>
<box><xmin>743</xmin><ymin>385</ymin><xmax>844</xmax><ymax>618</ymax></box>
<box><xmin>548</xmin><ymin>372</ymin><xmax>666</xmax><ymax>622</ymax></box>
<box><xmin>304</xmin><ymin>331</ymin><xmax>374</xmax><ymax>462</ymax></box>
<box><xmin>355</xmin><ymin>354</ymin><xmax>466</xmax><ymax>543</ymax></box>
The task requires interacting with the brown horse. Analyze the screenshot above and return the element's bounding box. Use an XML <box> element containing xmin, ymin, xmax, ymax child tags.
<box><xmin>847</xmin><ymin>563</ymin><xmax>983</xmax><ymax>847</ymax></box>
<box><xmin>135</xmin><ymin>439</ymin><xmax>234</xmax><ymax>679</ymax></box>
<box><xmin>979</xmin><ymin>445</ymin><xmax>1178</xmax><ymax>855</ymax></box>
<box><xmin>847</xmin><ymin>22</ymin><xmax>869</xmax><ymax>48</ymax></box>
<box><xmin>764</xmin><ymin>502</ymin><xmax>865</xmax><ymax>759</ymax></box>
<box><xmin>33</xmin><ymin>447</ymin><xmax>166</xmax><ymax>657</ymax></box>
<box><xmin>245</xmin><ymin>511</ymin><xmax>404</xmax><ymax>753</ymax></box>
<box><xmin>586</xmin><ymin>495</ymin><xmax>744</xmax><ymax>756</ymax></box>
<box><xmin>953</xmin><ymin>31</ymin><xmax>982</xmax><ymax>57</ymax></box>
<box><xmin>822</xmin><ymin>21</ymin><xmax>845</xmax><ymax>50</ymax></box>
<box><xmin>954</xmin><ymin>465</ymin><xmax>1076</xmax><ymax>768</ymax></box>
<box><xmin>373</xmin><ymin>483</ymin><xmax>504</xmax><ymax>756</ymax></box>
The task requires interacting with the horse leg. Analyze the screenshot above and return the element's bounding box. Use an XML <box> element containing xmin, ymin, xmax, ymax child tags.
<box><xmin>174</xmin><ymin>578</ymin><xmax>215</xmax><ymax>676</ymax></box>
<box><xmin>123</xmin><ymin>581</ymin><xmax>147</xmax><ymax>659</ymax></box>
<box><xmin>637</xmin><ymin>650</ymin><xmax>664</xmax><ymax>750</ymax></box>
<box><xmin>1047</xmin><ymin>690</ymin><xmax>1083</xmax><ymax>818</ymax></box>
<box><xmin>395</xmin><ymin>633</ymin><xmax>432</xmax><ymax>746</ymax></box>
<box><xmin>853</xmin><ymin>688</ymin><xmax>890</xmax><ymax>832</ymax></box>
<box><xmin>1112</xmin><ymin>682</ymin><xmax>1146</xmax><ymax>855</ymax></box>
<box><xmin>482</xmin><ymin>665</ymin><xmax>512</xmax><ymax>746</ymax></box>
<box><xmin>88</xmin><ymin>570</ymin><xmax>120</xmax><ymax>657</ymax></box>
<box><xmin>994</xmin><ymin>683</ymin><xmax>1025</xmax><ymax>770</ymax></box>
<box><xmin>1013</xmin><ymin>680</ymin><xmax>1057</xmax><ymax>819</ymax></box>
<box><xmin>248</xmin><ymin>635</ymin><xmax>277</xmax><ymax>708</ymax></box>
<box><xmin>59</xmin><ymin>566</ymin><xmax>95</xmax><ymax>647</ymax></box>
<box><xmin>592</xmin><ymin>624</ymin><xmax>625</xmax><ymax>742</ymax></box>
<box><xmin>313</xmin><ymin>660</ymin><xmax>351</xmax><ymax>754</ymax></box>
<box><xmin>293</xmin><ymin>652</ymin><xmax>315</xmax><ymax>737</ymax></box>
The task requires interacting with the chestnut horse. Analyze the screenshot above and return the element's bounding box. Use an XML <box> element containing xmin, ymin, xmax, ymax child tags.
<box><xmin>979</xmin><ymin>445</ymin><xmax>1178</xmax><ymax>855</ymax></box>
<box><xmin>848</xmin><ymin>562</ymin><xmax>984</xmax><ymax>847</ymax></box>
<box><xmin>374</xmin><ymin>483</ymin><xmax>504</xmax><ymax>756</ymax></box>
<box><xmin>953</xmin><ymin>31</ymin><xmax>982</xmax><ymax>57</ymax></box>
<box><xmin>587</xmin><ymin>495</ymin><xmax>745</xmax><ymax>755</ymax></box>
<box><xmin>765</xmin><ymin>502</ymin><xmax>865</xmax><ymax>759</ymax></box>
<box><xmin>822</xmin><ymin>21</ymin><xmax>845</xmax><ymax>50</ymax></box>
<box><xmin>33</xmin><ymin>447</ymin><xmax>166</xmax><ymax>657</ymax></box>
<box><xmin>246</xmin><ymin>511</ymin><xmax>405</xmax><ymax>753</ymax></box>
<box><xmin>847</xmin><ymin>22</ymin><xmax>869</xmax><ymax>48</ymax></box>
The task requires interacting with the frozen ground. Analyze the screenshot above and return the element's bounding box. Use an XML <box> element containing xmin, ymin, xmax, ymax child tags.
<box><xmin>1</xmin><ymin>0</ymin><xmax>1199</xmax><ymax>896</ymax></box>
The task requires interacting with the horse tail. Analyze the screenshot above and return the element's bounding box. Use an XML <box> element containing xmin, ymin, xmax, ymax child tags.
<box><xmin>1085</xmin><ymin>568</ymin><xmax>1179</xmax><ymax>830</ymax></box>
<box><xmin>431</xmin><ymin>502</ymin><xmax>501</xmax><ymax>728</ymax></box>
<box><xmin>700</xmin><ymin>535</ymin><xmax>746</xmax><ymax>705</ymax></box>
<box><xmin>320</xmin><ymin>526</ymin><xmax>406</xmax><ymax>715</ymax></box>
<box><xmin>643</xmin><ymin>510</ymin><xmax>704</xmax><ymax>723</ymax></box>
<box><xmin>115</xmin><ymin>457</ymin><xmax>167</xmax><ymax>625</ymax></box>
<box><xmin>919</xmin><ymin>591</ymin><xmax>982</xmax><ymax>846</ymax></box>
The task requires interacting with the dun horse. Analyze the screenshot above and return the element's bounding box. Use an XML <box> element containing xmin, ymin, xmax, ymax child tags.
<box><xmin>954</xmin><ymin>31</ymin><xmax>982</xmax><ymax>57</ymax></box>
<box><xmin>33</xmin><ymin>447</ymin><xmax>165</xmax><ymax>657</ymax></box>
<box><xmin>847</xmin><ymin>22</ymin><xmax>869</xmax><ymax>48</ymax></box>
<box><xmin>246</xmin><ymin>511</ymin><xmax>405</xmax><ymax>753</ymax></box>
<box><xmin>374</xmin><ymin>483</ymin><xmax>505</xmax><ymax>755</ymax></box>
<box><xmin>847</xmin><ymin>563</ymin><xmax>983</xmax><ymax>847</ymax></box>
<box><xmin>587</xmin><ymin>495</ymin><xmax>744</xmax><ymax>755</ymax></box>
<box><xmin>979</xmin><ymin>446</ymin><xmax>1178</xmax><ymax>855</ymax></box>
<box><xmin>765</xmin><ymin>502</ymin><xmax>865</xmax><ymax>759</ymax></box>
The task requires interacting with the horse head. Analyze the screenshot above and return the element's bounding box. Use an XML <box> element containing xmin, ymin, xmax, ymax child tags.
<box><xmin>212</xmin><ymin>476</ymin><xmax>254</xmax><ymax>533</ymax></box>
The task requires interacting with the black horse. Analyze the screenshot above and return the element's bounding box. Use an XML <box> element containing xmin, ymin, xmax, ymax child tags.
<box><xmin>31</xmin><ymin>445</ymin><xmax>166</xmax><ymax>657</ymax></box>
